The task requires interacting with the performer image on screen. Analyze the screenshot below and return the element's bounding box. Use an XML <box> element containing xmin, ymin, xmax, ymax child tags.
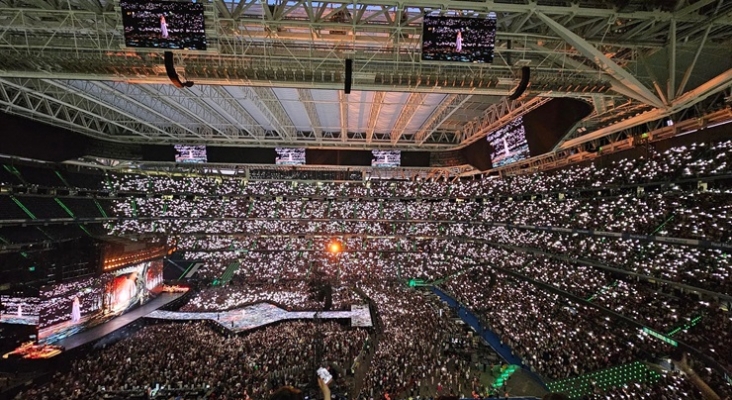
<box><xmin>71</xmin><ymin>296</ymin><xmax>81</xmax><ymax>323</ymax></box>
<box><xmin>160</xmin><ymin>15</ymin><xmax>169</xmax><ymax>39</ymax></box>
<box><xmin>455</xmin><ymin>30</ymin><xmax>462</xmax><ymax>53</ymax></box>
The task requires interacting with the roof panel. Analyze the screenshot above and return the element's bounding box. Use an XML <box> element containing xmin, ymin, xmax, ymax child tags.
<box><xmin>402</xmin><ymin>94</ymin><xmax>447</xmax><ymax>134</ymax></box>
<box><xmin>224</xmin><ymin>86</ymin><xmax>275</xmax><ymax>131</ymax></box>
<box><xmin>274</xmin><ymin>88</ymin><xmax>311</xmax><ymax>131</ymax></box>
<box><xmin>311</xmin><ymin>89</ymin><xmax>340</xmax><ymax>131</ymax></box>
<box><xmin>374</xmin><ymin>92</ymin><xmax>410</xmax><ymax>134</ymax></box>
<box><xmin>347</xmin><ymin>91</ymin><xmax>373</xmax><ymax>133</ymax></box>
<box><xmin>69</xmin><ymin>81</ymin><xmax>193</xmax><ymax>125</ymax></box>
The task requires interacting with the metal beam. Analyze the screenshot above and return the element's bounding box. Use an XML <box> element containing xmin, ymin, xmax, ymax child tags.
<box><xmin>668</xmin><ymin>19</ymin><xmax>677</xmax><ymax>102</ymax></box>
<box><xmin>390</xmin><ymin>92</ymin><xmax>426</xmax><ymax>144</ymax></box>
<box><xmin>134</xmin><ymin>84</ymin><xmax>232</xmax><ymax>140</ymax></box>
<box><xmin>672</xmin><ymin>68</ymin><xmax>732</xmax><ymax>111</ymax></box>
<box><xmin>2</xmin><ymin>78</ymin><xmax>167</xmax><ymax>140</ymax></box>
<box><xmin>558</xmin><ymin>72</ymin><xmax>732</xmax><ymax>151</ymax></box>
<box><xmin>338</xmin><ymin>90</ymin><xmax>348</xmax><ymax>142</ymax></box>
<box><xmin>297</xmin><ymin>88</ymin><xmax>322</xmax><ymax>140</ymax></box>
<box><xmin>415</xmin><ymin>94</ymin><xmax>472</xmax><ymax>145</ymax></box>
<box><xmin>535</xmin><ymin>12</ymin><xmax>666</xmax><ymax>109</ymax></box>
<box><xmin>0</xmin><ymin>79</ymin><xmax>123</xmax><ymax>139</ymax></box>
<box><xmin>676</xmin><ymin>24</ymin><xmax>713</xmax><ymax>98</ymax></box>
<box><xmin>675</xmin><ymin>0</ymin><xmax>717</xmax><ymax>17</ymax></box>
<box><xmin>366</xmin><ymin>91</ymin><xmax>385</xmax><ymax>144</ymax></box>
<box><xmin>248</xmin><ymin>87</ymin><xmax>297</xmax><ymax>140</ymax></box>
<box><xmin>87</xmin><ymin>81</ymin><xmax>204</xmax><ymax>140</ymax></box>
<box><xmin>204</xmin><ymin>85</ymin><xmax>268</xmax><ymax>141</ymax></box>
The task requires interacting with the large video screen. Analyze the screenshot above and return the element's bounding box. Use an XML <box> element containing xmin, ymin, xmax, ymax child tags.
<box><xmin>372</xmin><ymin>150</ymin><xmax>401</xmax><ymax>167</ymax></box>
<box><xmin>276</xmin><ymin>148</ymin><xmax>306</xmax><ymax>166</ymax></box>
<box><xmin>421</xmin><ymin>13</ymin><xmax>497</xmax><ymax>63</ymax></box>
<box><xmin>120</xmin><ymin>0</ymin><xmax>207</xmax><ymax>50</ymax></box>
<box><xmin>486</xmin><ymin>116</ymin><xmax>530</xmax><ymax>168</ymax></box>
<box><xmin>38</xmin><ymin>276</ymin><xmax>104</xmax><ymax>331</ymax></box>
<box><xmin>105</xmin><ymin>260</ymin><xmax>164</xmax><ymax>314</ymax></box>
<box><xmin>38</xmin><ymin>260</ymin><xmax>164</xmax><ymax>343</ymax></box>
<box><xmin>0</xmin><ymin>295</ymin><xmax>40</xmax><ymax>326</ymax></box>
<box><xmin>175</xmin><ymin>145</ymin><xmax>207</xmax><ymax>163</ymax></box>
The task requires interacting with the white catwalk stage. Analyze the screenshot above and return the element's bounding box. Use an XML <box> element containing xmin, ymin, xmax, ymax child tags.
<box><xmin>145</xmin><ymin>303</ymin><xmax>372</xmax><ymax>332</ymax></box>
<box><xmin>53</xmin><ymin>292</ymin><xmax>185</xmax><ymax>351</ymax></box>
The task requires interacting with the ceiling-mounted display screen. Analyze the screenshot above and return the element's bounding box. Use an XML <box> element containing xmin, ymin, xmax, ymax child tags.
<box><xmin>487</xmin><ymin>117</ymin><xmax>529</xmax><ymax>168</ymax></box>
<box><xmin>275</xmin><ymin>148</ymin><xmax>306</xmax><ymax>166</ymax></box>
<box><xmin>120</xmin><ymin>0</ymin><xmax>207</xmax><ymax>50</ymax></box>
<box><xmin>174</xmin><ymin>145</ymin><xmax>207</xmax><ymax>163</ymax></box>
<box><xmin>371</xmin><ymin>150</ymin><xmax>401</xmax><ymax>167</ymax></box>
<box><xmin>421</xmin><ymin>12</ymin><xmax>497</xmax><ymax>63</ymax></box>
<box><xmin>486</xmin><ymin>98</ymin><xmax>594</xmax><ymax>168</ymax></box>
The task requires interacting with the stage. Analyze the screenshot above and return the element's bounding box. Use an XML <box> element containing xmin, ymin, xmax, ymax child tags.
<box><xmin>146</xmin><ymin>303</ymin><xmax>372</xmax><ymax>333</ymax></box>
<box><xmin>54</xmin><ymin>292</ymin><xmax>184</xmax><ymax>351</ymax></box>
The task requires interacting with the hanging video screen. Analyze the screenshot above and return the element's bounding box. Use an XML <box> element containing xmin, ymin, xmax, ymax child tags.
<box><xmin>37</xmin><ymin>260</ymin><xmax>164</xmax><ymax>343</ymax></box>
<box><xmin>486</xmin><ymin>116</ymin><xmax>530</xmax><ymax>168</ymax></box>
<box><xmin>371</xmin><ymin>150</ymin><xmax>401</xmax><ymax>167</ymax></box>
<box><xmin>175</xmin><ymin>145</ymin><xmax>208</xmax><ymax>163</ymax></box>
<box><xmin>276</xmin><ymin>148</ymin><xmax>306</xmax><ymax>166</ymax></box>
<box><xmin>120</xmin><ymin>0</ymin><xmax>207</xmax><ymax>50</ymax></box>
<box><xmin>421</xmin><ymin>13</ymin><xmax>497</xmax><ymax>63</ymax></box>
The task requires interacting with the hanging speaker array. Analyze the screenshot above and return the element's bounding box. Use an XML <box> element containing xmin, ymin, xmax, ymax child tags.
<box><xmin>344</xmin><ymin>59</ymin><xmax>353</xmax><ymax>94</ymax></box>
<box><xmin>164</xmin><ymin>51</ymin><xmax>194</xmax><ymax>88</ymax></box>
<box><xmin>508</xmin><ymin>66</ymin><xmax>530</xmax><ymax>100</ymax></box>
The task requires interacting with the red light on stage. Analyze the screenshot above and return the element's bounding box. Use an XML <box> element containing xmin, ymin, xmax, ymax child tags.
<box><xmin>328</xmin><ymin>240</ymin><xmax>342</xmax><ymax>254</ymax></box>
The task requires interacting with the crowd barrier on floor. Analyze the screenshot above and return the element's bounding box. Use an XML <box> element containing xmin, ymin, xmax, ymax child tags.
<box><xmin>431</xmin><ymin>287</ymin><xmax>548</xmax><ymax>391</ymax></box>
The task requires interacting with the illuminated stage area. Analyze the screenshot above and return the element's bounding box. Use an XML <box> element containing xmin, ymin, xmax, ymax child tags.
<box><xmin>36</xmin><ymin>260</ymin><xmax>165</xmax><ymax>344</ymax></box>
<box><xmin>52</xmin><ymin>292</ymin><xmax>185</xmax><ymax>352</ymax></box>
<box><xmin>2</xmin><ymin>342</ymin><xmax>62</xmax><ymax>360</ymax></box>
<box><xmin>146</xmin><ymin>302</ymin><xmax>372</xmax><ymax>332</ymax></box>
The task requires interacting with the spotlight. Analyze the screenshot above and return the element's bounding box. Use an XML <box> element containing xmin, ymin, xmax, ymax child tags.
<box><xmin>327</xmin><ymin>240</ymin><xmax>343</xmax><ymax>254</ymax></box>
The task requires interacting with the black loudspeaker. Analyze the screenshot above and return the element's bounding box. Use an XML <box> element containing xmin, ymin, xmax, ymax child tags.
<box><xmin>508</xmin><ymin>66</ymin><xmax>530</xmax><ymax>100</ymax></box>
<box><xmin>164</xmin><ymin>51</ymin><xmax>194</xmax><ymax>88</ymax></box>
<box><xmin>344</xmin><ymin>59</ymin><xmax>353</xmax><ymax>94</ymax></box>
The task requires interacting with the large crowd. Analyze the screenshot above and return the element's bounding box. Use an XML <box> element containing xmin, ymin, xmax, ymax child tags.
<box><xmin>15</xmin><ymin>320</ymin><xmax>366</xmax><ymax>400</ymax></box>
<box><xmin>12</xmin><ymin>284</ymin><xmax>501</xmax><ymax>400</ymax></box>
<box><xmin>3</xmin><ymin>139</ymin><xmax>732</xmax><ymax>399</ymax></box>
<box><xmin>442</xmin><ymin>269</ymin><xmax>668</xmax><ymax>381</ymax></box>
<box><xmin>357</xmin><ymin>284</ymin><xmax>484</xmax><ymax>399</ymax></box>
<box><xmin>588</xmin><ymin>371</ymin><xmax>704</xmax><ymax>400</ymax></box>
<box><xmin>100</xmin><ymin>140</ymin><xmax>732</xmax><ymax>197</ymax></box>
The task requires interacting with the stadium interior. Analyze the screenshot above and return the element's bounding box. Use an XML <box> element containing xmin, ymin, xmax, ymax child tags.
<box><xmin>0</xmin><ymin>0</ymin><xmax>731</xmax><ymax>399</ymax></box>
